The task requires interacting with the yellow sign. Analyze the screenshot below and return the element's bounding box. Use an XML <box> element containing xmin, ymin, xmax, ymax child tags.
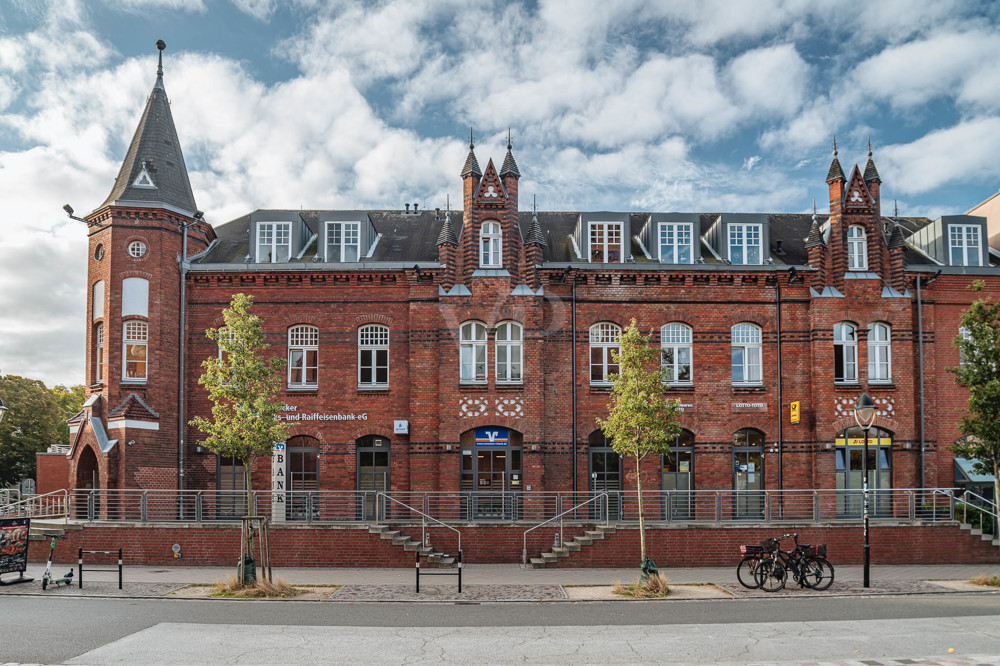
<box><xmin>835</xmin><ymin>437</ymin><xmax>891</xmax><ymax>447</ymax></box>
<box><xmin>790</xmin><ymin>401</ymin><xmax>800</xmax><ymax>424</ymax></box>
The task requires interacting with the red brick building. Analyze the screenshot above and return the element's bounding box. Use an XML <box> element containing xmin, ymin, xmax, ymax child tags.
<box><xmin>61</xmin><ymin>47</ymin><xmax>1000</xmax><ymax>527</ymax></box>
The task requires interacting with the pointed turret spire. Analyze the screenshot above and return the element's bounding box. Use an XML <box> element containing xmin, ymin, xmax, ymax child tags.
<box><xmin>826</xmin><ymin>134</ymin><xmax>845</xmax><ymax>182</ymax></box>
<box><xmin>526</xmin><ymin>195</ymin><xmax>545</xmax><ymax>246</ymax></box>
<box><xmin>461</xmin><ymin>127</ymin><xmax>481</xmax><ymax>177</ymax></box>
<box><xmin>437</xmin><ymin>195</ymin><xmax>458</xmax><ymax>245</ymax></box>
<box><xmin>805</xmin><ymin>198</ymin><xmax>825</xmax><ymax>248</ymax></box>
<box><xmin>863</xmin><ymin>135</ymin><xmax>881</xmax><ymax>182</ymax></box>
<box><xmin>101</xmin><ymin>40</ymin><xmax>197</xmax><ymax>215</ymax></box>
<box><xmin>888</xmin><ymin>199</ymin><xmax>906</xmax><ymax>248</ymax></box>
<box><xmin>500</xmin><ymin>127</ymin><xmax>520</xmax><ymax>178</ymax></box>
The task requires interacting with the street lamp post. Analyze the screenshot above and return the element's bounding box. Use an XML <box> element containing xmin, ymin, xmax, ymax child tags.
<box><xmin>853</xmin><ymin>392</ymin><xmax>877</xmax><ymax>588</ymax></box>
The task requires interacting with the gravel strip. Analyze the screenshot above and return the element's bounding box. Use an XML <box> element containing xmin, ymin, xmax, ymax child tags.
<box><xmin>0</xmin><ymin>581</ymin><xmax>186</xmax><ymax>597</ymax></box>
<box><xmin>330</xmin><ymin>584</ymin><xmax>568</xmax><ymax>601</ymax></box>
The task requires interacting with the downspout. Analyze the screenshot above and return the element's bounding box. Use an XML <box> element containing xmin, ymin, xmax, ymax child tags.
<box><xmin>776</xmin><ymin>280</ymin><xmax>782</xmax><ymax>493</ymax></box>
<box><xmin>917</xmin><ymin>274</ymin><xmax>923</xmax><ymax>495</ymax></box>
<box><xmin>177</xmin><ymin>212</ymin><xmax>204</xmax><ymax>496</ymax></box>
<box><xmin>571</xmin><ymin>278</ymin><xmax>577</xmax><ymax>495</ymax></box>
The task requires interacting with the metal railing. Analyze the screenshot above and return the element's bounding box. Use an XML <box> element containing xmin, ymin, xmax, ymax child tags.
<box><xmin>522</xmin><ymin>493</ymin><xmax>608</xmax><ymax>565</ymax></box>
<box><xmin>3</xmin><ymin>487</ymin><xmax>965</xmax><ymax>526</ymax></box>
<box><xmin>376</xmin><ymin>492</ymin><xmax>461</xmax><ymax>553</ymax></box>
<box><xmin>955</xmin><ymin>489</ymin><xmax>999</xmax><ymax>536</ymax></box>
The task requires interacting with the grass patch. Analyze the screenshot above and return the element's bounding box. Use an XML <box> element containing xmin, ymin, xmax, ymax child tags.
<box><xmin>971</xmin><ymin>575</ymin><xmax>1000</xmax><ymax>587</ymax></box>
<box><xmin>211</xmin><ymin>574</ymin><xmax>305</xmax><ymax>598</ymax></box>
<box><xmin>612</xmin><ymin>573</ymin><xmax>671</xmax><ymax>598</ymax></box>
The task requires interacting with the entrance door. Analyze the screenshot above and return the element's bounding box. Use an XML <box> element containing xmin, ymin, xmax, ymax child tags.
<box><xmin>460</xmin><ymin>428</ymin><xmax>523</xmax><ymax>520</ymax></box>
<box><xmin>286</xmin><ymin>436</ymin><xmax>319</xmax><ymax>520</ymax></box>
<box><xmin>588</xmin><ymin>432</ymin><xmax>622</xmax><ymax>520</ymax></box>
<box><xmin>357</xmin><ymin>436</ymin><xmax>390</xmax><ymax>520</ymax></box>
<box><xmin>733</xmin><ymin>428</ymin><xmax>765</xmax><ymax>519</ymax></box>
<box><xmin>836</xmin><ymin>427</ymin><xmax>893</xmax><ymax>517</ymax></box>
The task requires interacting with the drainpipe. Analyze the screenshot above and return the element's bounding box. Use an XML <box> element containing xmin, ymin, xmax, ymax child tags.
<box><xmin>776</xmin><ymin>281</ymin><xmax>782</xmax><ymax>493</ymax></box>
<box><xmin>178</xmin><ymin>212</ymin><xmax>203</xmax><ymax>496</ymax></box>
<box><xmin>915</xmin><ymin>270</ymin><xmax>939</xmax><ymax>496</ymax></box>
<box><xmin>571</xmin><ymin>278</ymin><xmax>577</xmax><ymax>495</ymax></box>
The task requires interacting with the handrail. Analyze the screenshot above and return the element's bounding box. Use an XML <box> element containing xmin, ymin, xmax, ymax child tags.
<box><xmin>522</xmin><ymin>493</ymin><xmax>608</xmax><ymax>565</ymax></box>
<box><xmin>0</xmin><ymin>489</ymin><xmax>69</xmax><ymax>522</ymax></box>
<box><xmin>375</xmin><ymin>491</ymin><xmax>461</xmax><ymax>553</ymax></box>
<box><xmin>957</xmin><ymin>489</ymin><xmax>999</xmax><ymax>532</ymax></box>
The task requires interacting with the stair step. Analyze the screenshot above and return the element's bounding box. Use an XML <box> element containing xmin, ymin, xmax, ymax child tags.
<box><xmin>563</xmin><ymin>541</ymin><xmax>581</xmax><ymax>552</ymax></box>
<box><xmin>971</xmin><ymin>528</ymin><xmax>983</xmax><ymax>537</ymax></box>
<box><xmin>379</xmin><ymin>530</ymin><xmax>401</xmax><ymax>540</ymax></box>
<box><xmin>529</xmin><ymin>558</ymin><xmax>547</xmax><ymax>569</ymax></box>
<box><xmin>438</xmin><ymin>557</ymin><xmax>456</xmax><ymax>568</ymax></box>
<box><xmin>597</xmin><ymin>526</ymin><xmax>616</xmax><ymax>535</ymax></box>
<box><xmin>551</xmin><ymin>547</ymin><xmax>569</xmax><ymax>557</ymax></box>
<box><xmin>402</xmin><ymin>541</ymin><xmax>425</xmax><ymax>552</ymax></box>
<box><xmin>982</xmin><ymin>533</ymin><xmax>995</xmax><ymax>542</ymax></box>
<box><xmin>392</xmin><ymin>535</ymin><xmax>412</xmax><ymax>546</ymax></box>
<box><xmin>541</xmin><ymin>552</ymin><xmax>558</xmax><ymax>563</ymax></box>
<box><xmin>368</xmin><ymin>526</ymin><xmax>386</xmax><ymax>534</ymax></box>
<box><xmin>574</xmin><ymin>536</ymin><xmax>593</xmax><ymax>546</ymax></box>
<box><xmin>584</xmin><ymin>530</ymin><xmax>604</xmax><ymax>540</ymax></box>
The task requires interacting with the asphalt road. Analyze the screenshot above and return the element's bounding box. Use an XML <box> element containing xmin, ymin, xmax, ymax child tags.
<box><xmin>3</xmin><ymin>594</ymin><xmax>1000</xmax><ymax>664</ymax></box>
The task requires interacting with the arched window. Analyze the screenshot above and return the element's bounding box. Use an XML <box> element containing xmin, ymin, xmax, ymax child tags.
<box><xmin>121</xmin><ymin>277</ymin><xmax>149</xmax><ymax>317</ymax></box>
<box><xmin>847</xmin><ymin>225</ymin><xmax>867</xmax><ymax>271</ymax></box>
<box><xmin>460</xmin><ymin>321</ymin><xmax>487</xmax><ymax>383</ymax></box>
<box><xmin>590</xmin><ymin>323</ymin><xmax>621</xmax><ymax>385</ymax></box>
<box><xmin>123</xmin><ymin>320</ymin><xmax>147</xmax><ymax>382</ymax></box>
<box><xmin>480</xmin><ymin>221</ymin><xmax>502</xmax><ymax>268</ymax></box>
<box><xmin>495</xmin><ymin>321</ymin><xmax>522</xmax><ymax>383</ymax></box>
<box><xmin>661</xmin><ymin>323</ymin><xmax>692</xmax><ymax>385</ymax></box>
<box><xmin>868</xmin><ymin>322</ymin><xmax>891</xmax><ymax>382</ymax></box>
<box><xmin>94</xmin><ymin>322</ymin><xmax>104</xmax><ymax>384</ymax></box>
<box><xmin>833</xmin><ymin>322</ymin><xmax>858</xmax><ymax>383</ymax></box>
<box><xmin>358</xmin><ymin>325</ymin><xmax>389</xmax><ymax>388</ymax></box>
<box><xmin>730</xmin><ymin>323</ymin><xmax>761</xmax><ymax>385</ymax></box>
<box><xmin>287</xmin><ymin>325</ymin><xmax>318</xmax><ymax>388</ymax></box>
<box><xmin>92</xmin><ymin>280</ymin><xmax>104</xmax><ymax>322</ymax></box>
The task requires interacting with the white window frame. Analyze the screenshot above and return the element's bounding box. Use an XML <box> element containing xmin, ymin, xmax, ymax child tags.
<box><xmin>958</xmin><ymin>326</ymin><xmax>972</xmax><ymax>368</ymax></box>
<box><xmin>257</xmin><ymin>222</ymin><xmax>292</xmax><ymax>263</ymax></box>
<box><xmin>589</xmin><ymin>222</ymin><xmax>623</xmax><ymax>263</ymax></box>
<box><xmin>661</xmin><ymin>323</ymin><xmax>692</xmax><ymax>385</ymax></box>
<box><xmin>590</xmin><ymin>323</ymin><xmax>621</xmax><ymax>385</ymax></box>
<box><xmin>868</xmin><ymin>322</ymin><xmax>892</xmax><ymax>383</ymax></box>
<box><xmin>123</xmin><ymin>320</ymin><xmax>148</xmax><ymax>383</ymax></box>
<box><xmin>94</xmin><ymin>322</ymin><xmax>104</xmax><ymax>384</ymax></box>
<box><xmin>728</xmin><ymin>224</ymin><xmax>762</xmax><ymax>265</ymax></box>
<box><xmin>92</xmin><ymin>280</ymin><xmax>104</xmax><ymax>321</ymax></box>
<box><xmin>495</xmin><ymin>321</ymin><xmax>523</xmax><ymax>384</ymax></box>
<box><xmin>731</xmin><ymin>323</ymin><xmax>762</xmax><ymax>385</ymax></box>
<box><xmin>326</xmin><ymin>221</ymin><xmax>360</xmax><ymax>262</ymax></box>
<box><xmin>480</xmin><ymin>221</ymin><xmax>502</xmax><ymax>268</ymax></box>
<box><xmin>847</xmin><ymin>225</ymin><xmax>867</xmax><ymax>271</ymax></box>
<box><xmin>949</xmin><ymin>224</ymin><xmax>982</xmax><ymax>266</ymax></box>
<box><xmin>659</xmin><ymin>223</ymin><xmax>693</xmax><ymax>264</ymax></box>
<box><xmin>460</xmin><ymin>321</ymin><xmax>487</xmax><ymax>383</ymax></box>
<box><xmin>358</xmin><ymin>325</ymin><xmax>389</xmax><ymax>389</ymax></box>
<box><xmin>833</xmin><ymin>322</ymin><xmax>858</xmax><ymax>383</ymax></box>
<box><xmin>128</xmin><ymin>240</ymin><xmax>147</xmax><ymax>258</ymax></box>
<box><xmin>287</xmin><ymin>325</ymin><xmax>318</xmax><ymax>389</ymax></box>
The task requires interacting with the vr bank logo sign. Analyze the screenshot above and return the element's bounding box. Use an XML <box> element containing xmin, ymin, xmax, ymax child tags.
<box><xmin>474</xmin><ymin>427</ymin><xmax>509</xmax><ymax>446</ymax></box>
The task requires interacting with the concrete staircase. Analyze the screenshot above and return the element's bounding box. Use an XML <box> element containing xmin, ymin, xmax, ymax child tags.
<box><xmin>368</xmin><ymin>525</ymin><xmax>458</xmax><ymax>568</ymax></box>
<box><xmin>528</xmin><ymin>525</ymin><xmax>616</xmax><ymax>568</ymax></box>
<box><xmin>27</xmin><ymin>520</ymin><xmax>81</xmax><ymax>541</ymax></box>
<box><xmin>959</xmin><ymin>522</ymin><xmax>999</xmax><ymax>549</ymax></box>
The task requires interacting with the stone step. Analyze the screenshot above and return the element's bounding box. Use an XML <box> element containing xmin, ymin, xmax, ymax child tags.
<box><xmin>563</xmin><ymin>541</ymin><xmax>581</xmax><ymax>552</ymax></box>
<box><xmin>402</xmin><ymin>540</ymin><xmax>427</xmax><ymax>552</ymax></box>
<box><xmin>541</xmin><ymin>552</ymin><xmax>558</xmax><ymax>563</ymax></box>
<box><xmin>529</xmin><ymin>558</ymin><xmax>547</xmax><ymax>569</ymax></box>
<box><xmin>438</xmin><ymin>557</ymin><xmax>456</xmax><ymax>568</ymax></box>
<box><xmin>379</xmin><ymin>530</ymin><xmax>401</xmax><ymax>540</ymax></box>
<box><xmin>392</xmin><ymin>535</ymin><xmax>412</xmax><ymax>546</ymax></box>
<box><xmin>368</xmin><ymin>526</ymin><xmax>388</xmax><ymax>534</ymax></box>
<box><xmin>597</xmin><ymin>526</ymin><xmax>616</xmax><ymax>535</ymax></box>
<box><xmin>584</xmin><ymin>530</ymin><xmax>604</xmax><ymax>540</ymax></box>
<box><xmin>573</xmin><ymin>535</ymin><xmax>593</xmax><ymax>546</ymax></box>
<box><xmin>971</xmin><ymin>528</ymin><xmax>983</xmax><ymax>537</ymax></box>
<box><xmin>551</xmin><ymin>547</ymin><xmax>569</xmax><ymax>557</ymax></box>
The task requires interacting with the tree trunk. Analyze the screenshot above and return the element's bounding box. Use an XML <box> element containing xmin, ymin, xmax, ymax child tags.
<box><xmin>243</xmin><ymin>460</ymin><xmax>254</xmax><ymax>560</ymax></box>
<box><xmin>994</xmin><ymin>458</ymin><xmax>999</xmax><ymax>535</ymax></box>
<box><xmin>636</xmin><ymin>453</ymin><xmax>646</xmax><ymax>563</ymax></box>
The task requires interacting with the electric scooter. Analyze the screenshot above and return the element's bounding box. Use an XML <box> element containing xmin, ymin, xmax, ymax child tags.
<box><xmin>41</xmin><ymin>533</ymin><xmax>74</xmax><ymax>590</ymax></box>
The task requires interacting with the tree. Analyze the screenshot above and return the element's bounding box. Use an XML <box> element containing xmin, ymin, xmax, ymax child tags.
<box><xmin>949</xmin><ymin>281</ymin><xmax>1000</xmax><ymax>515</ymax></box>
<box><xmin>52</xmin><ymin>384</ymin><xmax>86</xmax><ymax>443</ymax></box>
<box><xmin>0</xmin><ymin>375</ymin><xmax>69</xmax><ymax>488</ymax></box>
<box><xmin>596</xmin><ymin>319</ymin><xmax>683</xmax><ymax>583</ymax></box>
<box><xmin>190</xmin><ymin>294</ymin><xmax>289</xmax><ymax>582</ymax></box>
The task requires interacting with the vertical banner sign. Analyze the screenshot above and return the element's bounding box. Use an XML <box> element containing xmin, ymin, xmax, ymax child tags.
<box><xmin>0</xmin><ymin>517</ymin><xmax>31</xmax><ymax>583</ymax></box>
<box><xmin>790</xmin><ymin>401</ymin><xmax>800</xmax><ymax>424</ymax></box>
<box><xmin>271</xmin><ymin>443</ymin><xmax>286</xmax><ymax>522</ymax></box>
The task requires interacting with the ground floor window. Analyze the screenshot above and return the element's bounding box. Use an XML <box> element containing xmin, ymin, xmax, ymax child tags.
<box><xmin>217</xmin><ymin>456</ymin><xmax>245</xmax><ymax>519</ymax></box>
<box><xmin>835</xmin><ymin>427</ymin><xmax>892</xmax><ymax>516</ymax></box>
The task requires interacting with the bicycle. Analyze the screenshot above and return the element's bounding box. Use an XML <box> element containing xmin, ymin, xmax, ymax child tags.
<box><xmin>736</xmin><ymin>544</ymin><xmax>765</xmax><ymax>589</ymax></box>
<box><xmin>754</xmin><ymin>533</ymin><xmax>834</xmax><ymax>592</ymax></box>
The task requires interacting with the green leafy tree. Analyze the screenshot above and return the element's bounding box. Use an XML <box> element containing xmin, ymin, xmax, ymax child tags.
<box><xmin>596</xmin><ymin>319</ymin><xmax>682</xmax><ymax>581</ymax></box>
<box><xmin>52</xmin><ymin>384</ymin><xmax>86</xmax><ymax>443</ymax></box>
<box><xmin>949</xmin><ymin>281</ymin><xmax>1000</xmax><ymax>512</ymax></box>
<box><xmin>0</xmin><ymin>375</ymin><xmax>64</xmax><ymax>487</ymax></box>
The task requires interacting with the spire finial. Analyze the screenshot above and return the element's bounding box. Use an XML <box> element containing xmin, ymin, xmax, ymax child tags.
<box><xmin>156</xmin><ymin>39</ymin><xmax>165</xmax><ymax>77</ymax></box>
<box><xmin>469</xmin><ymin>127</ymin><xmax>474</xmax><ymax>150</ymax></box>
<box><xmin>507</xmin><ymin>127</ymin><xmax>512</xmax><ymax>151</ymax></box>
<box><xmin>447</xmin><ymin>194</ymin><xmax>450</xmax><ymax>212</ymax></box>
<box><xmin>894</xmin><ymin>199</ymin><xmax>899</xmax><ymax>221</ymax></box>
<box><xmin>812</xmin><ymin>198</ymin><xmax>817</xmax><ymax>221</ymax></box>
<box><xmin>533</xmin><ymin>194</ymin><xmax>537</xmax><ymax>214</ymax></box>
<box><xmin>867</xmin><ymin>135</ymin><xmax>872</xmax><ymax>158</ymax></box>
<box><xmin>833</xmin><ymin>134</ymin><xmax>838</xmax><ymax>157</ymax></box>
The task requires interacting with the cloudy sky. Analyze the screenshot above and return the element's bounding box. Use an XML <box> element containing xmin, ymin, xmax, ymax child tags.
<box><xmin>2</xmin><ymin>0</ymin><xmax>1000</xmax><ymax>389</ymax></box>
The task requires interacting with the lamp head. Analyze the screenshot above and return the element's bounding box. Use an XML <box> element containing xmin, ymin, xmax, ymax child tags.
<box><xmin>63</xmin><ymin>204</ymin><xmax>74</xmax><ymax>216</ymax></box>
<box><xmin>854</xmin><ymin>392</ymin><xmax>877</xmax><ymax>427</ymax></box>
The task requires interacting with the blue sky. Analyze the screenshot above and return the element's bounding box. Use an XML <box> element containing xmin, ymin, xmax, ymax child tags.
<box><xmin>2</xmin><ymin>0</ymin><xmax>1000</xmax><ymax>387</ymax></box>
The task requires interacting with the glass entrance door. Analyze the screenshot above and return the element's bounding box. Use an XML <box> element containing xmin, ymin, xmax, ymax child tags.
<box><xmin>357</xmin><ymin>436</ymin><xmax>390</xmax><ymax>521</ymax></box>
<box><xmin>836</xmin><ymin>427</ymin><xmax>892</xmax><ymax>517</ymax></box>
<box><xmin>460</xmin><ymin>428</ymin><xmax>523</xmax><ymax>520</ymax></box>
<box><xmin>733</xmin><ymin>428</ymin><xmax>765</xmax><ymax>519</ymax></box>
<box><xmin>287</xmin><ymin>436</ymin><xmax>319</xmax><ymax>520</ymax></box>
<box><xmin>588</xmin><ymin>431</ymin><xmax>623</xmax><ymax>520</ymax></box>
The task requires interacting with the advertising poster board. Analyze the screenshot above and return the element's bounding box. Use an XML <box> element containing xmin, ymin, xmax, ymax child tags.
<box><xmin>0</xmin><ymin>517</ymin><xmax>32</xmax><ymax>584</ymax></box>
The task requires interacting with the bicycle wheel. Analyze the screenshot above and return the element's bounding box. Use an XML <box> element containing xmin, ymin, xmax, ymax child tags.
<box><xmin>755</xmin><ymin>558</ymin><xmax>786</xmax><ymax>592</ymax></box>
<box><xmin>800</xmin><ymin>557</ymin><xmax>834</xmax><ymax>591</ymax></box>
<box><xmin>736</xmin><ymin>555</ymin><xmax>761</xmax><ymax>589</ymax></box>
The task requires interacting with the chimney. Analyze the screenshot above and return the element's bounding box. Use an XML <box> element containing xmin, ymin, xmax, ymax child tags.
<box><xmin>414</xmin><ymin>203</ymin><xmax>419</xmax><ymax>213</ymax></box>
<box><xmin>405</xmin><ymin>203</ymin><xmax>410</xmax><ymax>213</ymax></box>
<box><xmin>435</xmin><ymin>207</ymin><xmax>441</xmax><ymax>220</ymax></box>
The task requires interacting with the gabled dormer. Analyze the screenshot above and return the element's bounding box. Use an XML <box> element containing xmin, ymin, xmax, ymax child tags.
<box><xmin>318</xmin><ymin>212</ymin><xmax>378</xmax><ymax>263</ymax></box>
<box><xmin>909</xmin><ymin>215</ymin><xmax>990</xmax><ymax>267</ymax></box>
<box><xmin>704</xmin><ymin>213</ymin><xmax>770</xmax><ymax>265</ymax></box>
<box><xmin>574</xmin><ymin>213</ymin><xmax>631</xmax><ymax>263</ymax></box>
<box><xmin>639</xmin><ymin>213</ymin><xmax>701</xmax><ymax>264</ymax></box>
<box><xmin>250</xmin><ymin>211</ymin><xmax>311</xmax><ymax>263</ymax></box>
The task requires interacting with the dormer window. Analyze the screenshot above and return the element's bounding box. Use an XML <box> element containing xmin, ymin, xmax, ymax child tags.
<box><xmin>326</xmin><ymin>221</ymin><xmax>360</xmax><ymax>262</ymax></box>
<box><xmin>949</xmin><ymin>224</ymin><xmax>982</xmax><ymax>266</ymax></box>
<box><xmin>590</xmin><ymin>222</ymin><xmax>622</xmax><ymax>262</ymax></box>
<box><xmin>480</xmin><ymin>221</ymin><xmax>502</xmax><ymax>267</ymax></box>
<box><xmin>729</xmin><ymin>224</ymin><xmax>761</xmax><ymax>264</ymax></box>
<box><xmin>659</xmin><ymin>223</ymin><xmax>693</xmax><ymax>264</ymax></box>
<box><xmin>257</xmin><ymin>222</ymin><xmax>291</xmax><ymax>263</ymax></box>
<box><xmin>847</xmin><ymin>225</ymin><xmax>867</xmax><ymax>270</ymax></box>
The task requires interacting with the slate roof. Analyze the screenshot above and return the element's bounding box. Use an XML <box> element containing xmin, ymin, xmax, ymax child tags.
<box><xmin>195</xmin><ymin>209</ymin><xmax>942</xmax><ymax>269</ymax></box>
<box><xmin>101</xmin><ymin>64</ymin><xmax>198</xmax><ymax>214</ymax></box>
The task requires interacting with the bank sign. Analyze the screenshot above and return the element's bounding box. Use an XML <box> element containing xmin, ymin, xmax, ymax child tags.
<box><xmin>475</xmin><ymin>427</ymin><xmax>509</xmax><ymax>446</ymax></box>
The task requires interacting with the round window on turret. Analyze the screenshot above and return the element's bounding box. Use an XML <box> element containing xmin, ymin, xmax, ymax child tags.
<box><xmin>93</xmin><ymin>244</ymin><xmax>104</xmax><ymax>261</ymax></box>
<box><xmin>128</xmin><ymin>240</ymin><xmax>147</xmax><ymax>258</ymax></box>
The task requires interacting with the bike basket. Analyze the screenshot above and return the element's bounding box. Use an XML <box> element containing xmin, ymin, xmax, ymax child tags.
<box><xmin>762</xmin><ymin>539</ymin><xmax>778</xmax><ymax>553</ymax></box>
<box><xmin>740</xmin><ymin>545</ymin><xmax>763</xmax><ymax>555</ymax></box>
